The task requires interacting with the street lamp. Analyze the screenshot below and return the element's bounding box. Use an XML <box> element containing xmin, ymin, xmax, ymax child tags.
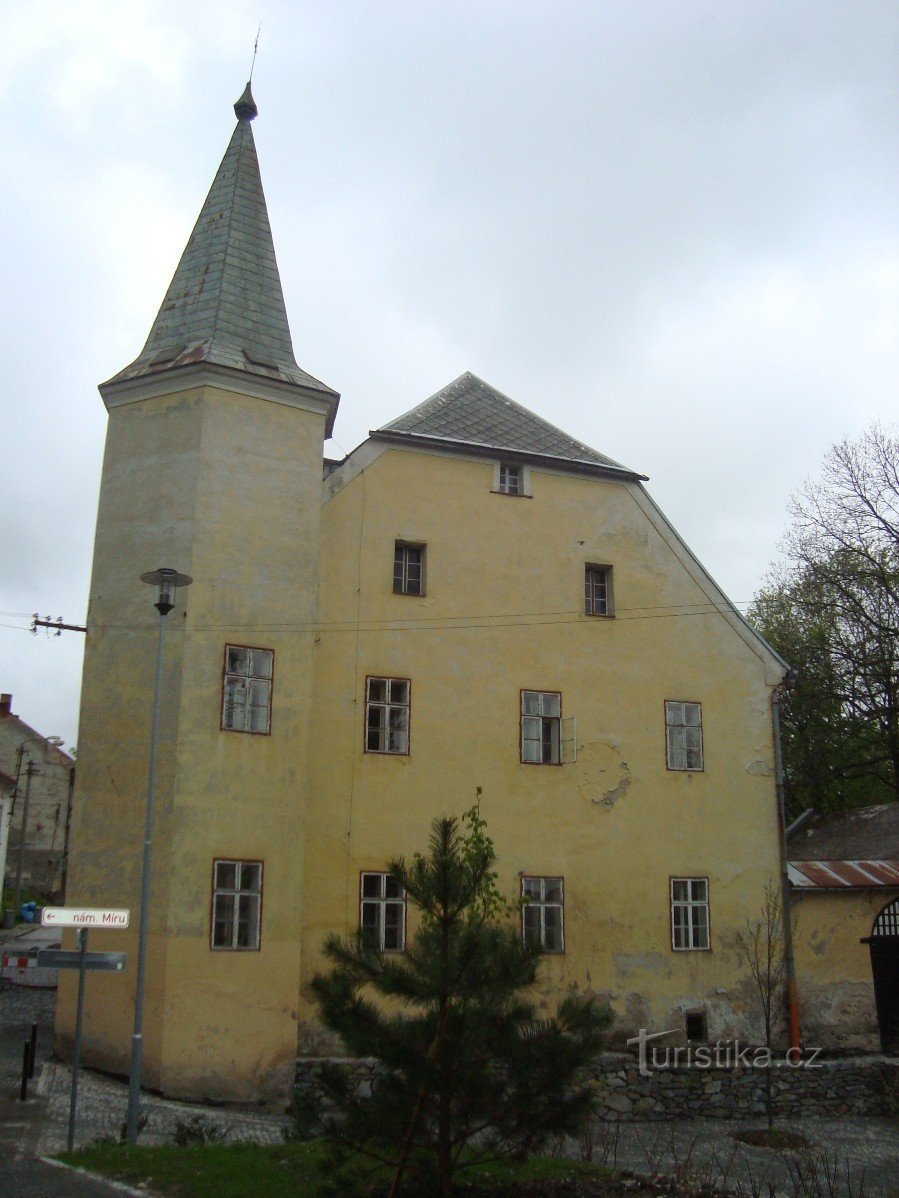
<box><xmin>126</xmin><ymin>567</ymin><xmax>192</xmax><ymax>1144</ymax></box>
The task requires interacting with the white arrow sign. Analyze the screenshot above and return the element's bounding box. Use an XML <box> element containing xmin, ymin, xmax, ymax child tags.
<box><xmin>42</xmin><ymin>907</ymin><xmax>130</xmax><ymax>929</ymax></box>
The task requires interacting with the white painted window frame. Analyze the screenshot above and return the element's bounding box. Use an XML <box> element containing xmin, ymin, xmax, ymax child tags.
<box><xmin>360</xmin><ymin>871</ymin><xmax>406</xmax><ymax>951</ymax></box>
<box><xmin>521</xmin><ymin>875</ymin><xmax>565</xmax><ymax>953</ymax></box>
<box><xmin>211</xmin><ymin>859</ymin><xmax>262</xmax><ymax>951</ymax></box>
<box><xmin>670</xmin><ymin>877</ymin><xmax>710</xmax><ymax>951</ymax></box>
<box><xmin>665</xmin><ymin>700</ymin><xmax>703</xmax><ymax>771</ymax></box>
<box><xmin>493</xmin><ymin>461</ymin><xmax>532</xmax><ymax>496</ymax></box>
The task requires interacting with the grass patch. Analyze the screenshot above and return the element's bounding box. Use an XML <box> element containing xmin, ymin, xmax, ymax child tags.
<box><xmin>59</xmin><ymin>1141</ymin><xmax>615</xmax><ymax>1197</ymax></box>
<box><xmin>731</xmin><ymin>1127</ymin><xmax>810</xmax><ymax>1151</ymax></box>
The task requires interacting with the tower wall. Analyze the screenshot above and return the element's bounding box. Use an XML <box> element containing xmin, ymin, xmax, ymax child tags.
<box><xmin>57</xmin><ymin>381</ymin><xmax>326</xmax><ymax>1101</ymax></box>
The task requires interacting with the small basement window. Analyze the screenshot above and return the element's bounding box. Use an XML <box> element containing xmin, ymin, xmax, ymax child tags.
<box><xmin>685</xmin><ymin>1011</ymin><xmax>707</xmax><ymax>1042</ymax></box>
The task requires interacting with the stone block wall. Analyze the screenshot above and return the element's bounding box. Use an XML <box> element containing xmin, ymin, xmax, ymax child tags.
<box><xmin>295</xmin><ymin>1053</ymin><xmax>899</xmax><ymax>1122</ymax></box>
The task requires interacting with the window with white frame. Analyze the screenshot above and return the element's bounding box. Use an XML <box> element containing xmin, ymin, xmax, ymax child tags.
<box><xmin>365</xmin><ymin>677</ymin><xmax>410</xmax><ymax>754</ymax></box>
<box><xmin>521</xmin><ymin>690</ymin><xmax>561</xmax><ymax>763</ymax></box>
<box><xmin>498</xmin><ymin>462</ymin><xmax>522</xmax><ymax>494</ymax></box>
<box><xmin>222</xmin><ymin>645</ymin><xmax>273</xmax><ymax>734</ymax></box>
<box><xmin>522</xmin><ymin>876</ymin><xmax>564</xmax><ymax>952</ymax></box>
<box><xmin>393</xmin><ymin>542</ymin><xmax>425</xmax><ymax>595</ymax></box>
<box><xmin>360</xmin><ymin>872</ymin><xmax>406</xmax><ymax>950</ymax></box>
<box><xmin>665</xmin><ymin>700</ymin><xmax>703</xmax><ymax>771</ymax></box>
<box><xmin>585</xmin><ymin>565</ymin><xmax>613</xmax><ymax>616</ymax></box>
<box><xmin>671</xmin><ymin>877</ymin><xmax>709</xmax><ymax>950</ymax></box>
<box><xmin>211</xmin><ymin>859</ymin><xmax>262</xmax><ymax>950</ymax></box>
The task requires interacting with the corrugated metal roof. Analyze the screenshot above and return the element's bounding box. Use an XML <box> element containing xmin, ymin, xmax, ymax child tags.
<box><xmin>374</xmin><ymin>372</ymin><xmax>645</xmax><ymax>478</ymax></box>
<box><xmin>788</xmin><ymin>860</ymin><xmax>899</xmax><ymax>889</ymax></box>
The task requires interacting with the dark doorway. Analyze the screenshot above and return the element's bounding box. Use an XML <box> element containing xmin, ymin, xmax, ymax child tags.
<box><xmin>863</xmin><ymin>898</ymin><xmax>899</xmax><ymax>1055</ymax></box>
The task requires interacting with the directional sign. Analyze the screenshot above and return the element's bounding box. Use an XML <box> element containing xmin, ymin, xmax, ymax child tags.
<box><xmin>42</xmin><ymin>907</ymin><xmax>130</xmax><ymax>929</ymax></box>
<box><xmin>38</xmin><ymin>949</ymin><xmax>126</xmax><ymax>972</ymax></box>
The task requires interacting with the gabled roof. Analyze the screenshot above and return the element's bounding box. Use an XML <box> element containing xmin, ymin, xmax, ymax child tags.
<box><xmin>372</xmin><ymin>372</ymin><xmax>645</xmax><ymax>479</ymax></box>
<box><xmin>102</xmin><ymin>84</ymin><xmax>337</xmax><ymax>404</ymax></box>
<box><xmin>788</xmin><ymin>804</ymin><xmax>899</xmax><ymax>862</ymax></box>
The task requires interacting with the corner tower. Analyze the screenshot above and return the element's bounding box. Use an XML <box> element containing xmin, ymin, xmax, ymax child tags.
<box><xmin>57</xmin><ymin>86</ymin><xmax>338</xmax><ymax>1101</ymax></box>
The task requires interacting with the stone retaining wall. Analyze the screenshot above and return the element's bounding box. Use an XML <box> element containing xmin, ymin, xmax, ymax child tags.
<box><xmin>295</xmin><ymin>1053</ymin><xmax>899</xmax><ymax>1122</ymax></box>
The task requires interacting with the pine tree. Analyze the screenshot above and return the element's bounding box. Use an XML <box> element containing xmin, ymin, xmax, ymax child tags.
<box><xmin>304</xmin><ymin>808</ymin><xmax>609</xmax><ymax>1197</ymax></box>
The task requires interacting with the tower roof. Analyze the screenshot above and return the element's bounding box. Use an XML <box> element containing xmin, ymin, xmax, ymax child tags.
<box><xmin>102</xmin><ymin>84</ymin><xmax>337</xmax><ymax>404</ymax></box>
<box><xmin>373</xmin><ymin>372</ymin><xmax>645</xmax><ymax>479</ymax></box>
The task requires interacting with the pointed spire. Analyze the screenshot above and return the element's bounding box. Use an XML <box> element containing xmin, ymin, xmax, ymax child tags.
<box><xmin>102</xmin><ymin>91</ymin><xmax>338</xmax><ymax>409</ymax></box>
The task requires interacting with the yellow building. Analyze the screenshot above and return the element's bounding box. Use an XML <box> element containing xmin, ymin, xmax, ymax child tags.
<box><xmin>788</xmin><ymin>805</ymin><xmax>899</xmax><ymax>1054</ymax></box>
<box><xmin>57</xmin><ymin>87</ymin><xmax>791</xmax><ymax>1103</ymax></box>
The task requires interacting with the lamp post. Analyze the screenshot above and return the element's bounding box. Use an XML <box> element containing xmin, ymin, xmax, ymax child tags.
<box><xmin>126</xmin><ymin>567</ymin><xmax>192</xmax><ymax>1145</ymax></box>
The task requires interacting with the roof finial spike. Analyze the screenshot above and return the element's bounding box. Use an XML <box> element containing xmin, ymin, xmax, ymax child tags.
<box><xmin>234</xmin><ymin>79</ymin><xmax>258</xmax><ymax>121</ymax></box>
<box><xmin>249</xmin><ymin>24</ymin><xmax>261</xmax><ymax>83</ymax></box>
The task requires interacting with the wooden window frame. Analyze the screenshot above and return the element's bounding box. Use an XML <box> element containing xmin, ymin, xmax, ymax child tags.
<box><xmin>492</xmin><ymin>462</ymin><xmax>532</xmax><ymax>497</ymax></box>
<box><xmin>521</xmin><ymin>875</ymin><xmax>565</xmax><ymax>953</ymax></box>
<box><xmin>393</xmin><ymin>541</ymin><xmax>426</xmax><ymax>596</ymax></box>
<box><xmin>221</xmin><ymin>644</ymin><xmax>274</xmax><ymax>736</ymax></box>
<box><xmin>364</xmin><ymin>676</ymin><xmax>411</xmax><ymax>755</ymax></box>
<box><xmin>360</xmin><ymin>871</ymin><xmax>407</xmax><ymax>952</ymax></box>
<box><xmin>665</xmin><ymin>700</ymin><xmax>703</xmax><ymax>771</ymax></box>
<box><xmin>670</xmin><ymin>876</ymin><xmax>710</xmax><ymax>951</ymax></box>
<box><xmin>520</xmin><ymin>690</ymin><xmax>562</xmax><ymax>765</ymax></box>
<box><xmin>584</xmin><ymin>564</ymin><xmax>614</xmax><ymax>617</ymax></box>
<box><xmin>210</xmin><ymin>858</ymin><xmax>263</xmax><ymax>951</ymax></box>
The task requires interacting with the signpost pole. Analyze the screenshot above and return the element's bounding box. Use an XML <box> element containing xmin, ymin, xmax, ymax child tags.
<box><xmin>67</xmin><ymin>927</ymin><xmax>88</xmax><ymax>1152</ymax></box>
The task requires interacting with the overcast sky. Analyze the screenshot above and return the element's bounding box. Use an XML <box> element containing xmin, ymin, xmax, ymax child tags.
<box><xmin>2</xmin><ymin>1</ymin><xmax>897</xmax><ymax>749</ymax></box>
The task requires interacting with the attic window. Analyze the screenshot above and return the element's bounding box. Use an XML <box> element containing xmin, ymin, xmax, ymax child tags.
<box><xmin>493</xmin><ymin>462</ymin><xmax>531</xmax><ymax>497</ymax></box>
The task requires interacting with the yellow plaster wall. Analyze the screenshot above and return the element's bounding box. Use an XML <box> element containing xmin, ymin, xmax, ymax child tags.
<box><xmin>791</xmin><ymin>889</ymin><xmax>895</xmax><ymax>1051</ymax></box>
<box><xmin>302</xmin><ymin>446</ymin><xmax>785</xmax><ymax>1050</ymax></box>
<box><xmin>58</xmin><ymin>384</ymin><xmax>326</xmax><ymax>1100</ymax></box>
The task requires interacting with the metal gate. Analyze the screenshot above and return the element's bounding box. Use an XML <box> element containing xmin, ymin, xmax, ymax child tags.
<box><xmin>863</xmin><ymin>898</ymin><xmax>899</xmax><ymax>1055</ymax></box>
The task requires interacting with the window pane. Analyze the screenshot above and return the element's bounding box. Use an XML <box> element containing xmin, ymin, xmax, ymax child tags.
<box><xmin>522</xmin><ymin>691</ymin><xmax>540</xmax><ymax>716</ymax></box>
<box><xmin>216</xmin><ymin>862</ymin><xmax>237</xmax><ymax>889</ymax></box>
<box><xmin>240</xmin><ymin>863</ymin><xmax>261</xmax><ymax>891</ymax></box>
<box><xmin>389</xmin><ymin>679</ymin><xmax>409</xmax><ymax>704</ymax></box>
<box><xmin>384</xmin><ymin>874</ymin><xmax>402</xmax><ymax>899</ymax></box>
<box><xmin>544</xmin><ymin>878</ymin><xmax>563</xmax><ymax>903</ymax></box>
<box><xmin>362</xmin><ymin>873</ymin><xmax>382</xmax><ymax>898</ymax></box>
<box><xmin>684</xmin><ymin>704</ymin><xmax>701</xmax><ymax>726</ymax></box>
<box><xmin>672</xmin><ymin>880</ymin><xmax>688</xmax><ymax>902</ymax></box>
<box><xmin>250</xmin><ymin>650</ymin><xmax>272</xmax><ymax>679</ymax></box>
<box><xmin>522</xmin><ymin>878</ymin><xmax>542</xmax><ymax>900</ymax></box>
<box><xmin>361</xmin><ymin>903</ymin><xmax>378</xmax><ymax>928</ymax></box>
<box><xmin>544</xmin><ymin>906</ymin><xmax>563</xmax><ymax>951</ymax></box>
<box><xmin>542</xmin><ymin>693</ymin><xmax>560</xmax><ymax>717</ymax></box>
<box><xmin>368</xmin><ymin>678</ymin><xmax>387</xmax><ymax>702</ymax></box>
<box><xmin>523</xmin><ymin>904</ymin><xmax>541</xmax><ymax>944</ymax></box>
<box><xmin>226</xmin><ymin>646</ymin><xmax>249</xmax><ymax>676</ymax></box>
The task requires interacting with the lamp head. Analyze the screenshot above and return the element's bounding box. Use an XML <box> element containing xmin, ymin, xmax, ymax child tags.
<box><xmin>139</xmin><ymin>567</ymin><xmax>193</xmax><ymax>615</ymax></box>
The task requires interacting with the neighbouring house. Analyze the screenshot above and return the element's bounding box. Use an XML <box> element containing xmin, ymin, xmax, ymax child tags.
<box><xmin>56</xmin><ymin>85</ymin><xmax>791</xmax><ymax>1104</ymax></box>
<box><xmin>0</xmin><ymin>693</ymin><xmax>75</xmax><ymax>899</ymax></box>
<box><xmin>789</xmin><ymin>804</ymin><xmax>899</xmax><ymax>1054</ymax></box>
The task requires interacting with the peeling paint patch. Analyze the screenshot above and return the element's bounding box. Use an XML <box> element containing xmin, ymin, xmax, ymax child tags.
<box><xmin>746</xmin><ymin>759</ymin><xmax>774</xmax><ymax>776</ymax></box>
<box><xmin>614</xmin><ymin>951</ymin><xmax>665</xmax><ymax>978</ymax></box>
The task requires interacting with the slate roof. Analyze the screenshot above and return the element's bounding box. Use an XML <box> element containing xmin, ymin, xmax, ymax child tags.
<box><xmin>103</xmin><ymin>85</ymin><xmax>337</xmax><ymax>402</ymax></box>
<box><xmin>788</xmin><ymin>804</ymin><xmax>899</xmax><ymax>863</ymax></box>
<box><xmin>373</xmin><ymin>373</ymin><xmax>644</xmax><ymax>478</ymax></box>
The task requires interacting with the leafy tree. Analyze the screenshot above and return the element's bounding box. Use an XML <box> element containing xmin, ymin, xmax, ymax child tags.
<box><xmin>750</xmin><ymin>424</ymin><xmax>899</xmax><ymax>816</ymax></box>
<box><xmin>304</xmin><ymin>809</ymin><xmax>609</xmax><ymax>1198</ymax></box>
